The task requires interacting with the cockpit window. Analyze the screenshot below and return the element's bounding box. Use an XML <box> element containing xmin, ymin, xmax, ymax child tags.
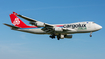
<box><xmin>92</xmin><ymin>22</ymin><xmax>95</xmax><ymax>23</ymax></box>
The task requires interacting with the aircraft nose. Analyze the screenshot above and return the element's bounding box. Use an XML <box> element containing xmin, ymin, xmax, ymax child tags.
<box><xmin>99</xmin><ymin>25</ymin><xmax>102</xmax><ymax>29</ymax></box>
<box><xmin>97</xmin><ymin>25</ymin><xmax>102</xmax><ymax>30</ymax></box>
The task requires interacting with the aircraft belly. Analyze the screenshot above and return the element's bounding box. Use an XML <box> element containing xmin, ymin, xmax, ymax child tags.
<box><xmin>61</xmin><ymin>30</ymin><xmax>92</xmax><ymax>34</ymax></box>
<box><xmin>15</xmin><ymin>27</ymin><xmax>98</xmax><ymax>35</ymax></box>
<box><xmin>17</xmin><ymin>29</ymin><xmax>46</xmax><ymax>34</ymax></box>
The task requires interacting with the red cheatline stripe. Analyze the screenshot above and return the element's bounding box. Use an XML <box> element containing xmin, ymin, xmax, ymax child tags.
<box><xmin>56</xmin><ymin>25</ymin><xmax>64</xmax><ymax>27</ymax></box>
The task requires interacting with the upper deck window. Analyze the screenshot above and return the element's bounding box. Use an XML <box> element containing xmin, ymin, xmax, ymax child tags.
<box><xmin>92</xmin><ymin>22</ymin><xmax>95</xmax><ymax>23</ymax></box>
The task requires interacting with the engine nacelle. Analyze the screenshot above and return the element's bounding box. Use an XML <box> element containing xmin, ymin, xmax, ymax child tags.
<box><xmin>64</xmin><ymin>35</ymin><xmax>72</xmax><ymax>38</ymax></box>
<box><xmin>54</xmin><ymin>27</ymin><xmax>63</xmax><ymax>32</ymax></box>
<box><xmin>30</xmin><ymin>22</ymin><xmax>45</xmax><ymax>27</ymax></box>
<box><xmin>60</xmin><ymin>35</ymin><xmax>64</xmax><ymax>39</ymax></box>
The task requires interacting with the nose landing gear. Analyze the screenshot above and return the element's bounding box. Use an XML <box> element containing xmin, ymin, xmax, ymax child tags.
<box><xmin>90</xmin><ymin>32</ymin><xmax>92</xmax><ymax>37</ymax></box>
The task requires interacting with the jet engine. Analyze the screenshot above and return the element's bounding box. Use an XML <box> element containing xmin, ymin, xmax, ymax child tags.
<box><xmin>30</xmin><ymin>22</ymin><xmax>45</xmax><ymax>27</ymax></box>
<box><xmin>59</xmin><ymin>35</ymin><xmax>72</xmax><ymax>39</ymax></box>
<box><xmin>64</xmin><ymin>35</ymin><xmax>72</xmax><ymax>38</ymax></box>
<box><xmin>54</xmin><ymin>27</ymin><xmax>63</xmax><ymax>32</ymax></box>
<box><xmin>60</xmin><ymin>35</ymin><xmax>64</xmax><ymax>39</ymax></box>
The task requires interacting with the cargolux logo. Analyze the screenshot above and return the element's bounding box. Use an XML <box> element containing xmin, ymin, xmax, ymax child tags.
<box><xmin>13</xmin><ymin>18</ymin><xmax>20</xmax><ymax>25</ymax></box>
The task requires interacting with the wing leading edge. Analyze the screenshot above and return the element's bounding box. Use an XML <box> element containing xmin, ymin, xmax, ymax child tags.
<box><xmin>13</xmin><ymin>12</ymin><xmax>53</xmax><ymax>27</ymax></box>
<box><xmin>12</xmin><ymin>12</ymin><xmax>77</xmax><ymax>31</ymax></box>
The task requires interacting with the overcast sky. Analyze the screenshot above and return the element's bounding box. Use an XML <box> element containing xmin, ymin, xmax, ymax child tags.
<box><xmin>0</xmin><ymin>0</ymin><xmax>105</xmax><ymax>59</ymax></box>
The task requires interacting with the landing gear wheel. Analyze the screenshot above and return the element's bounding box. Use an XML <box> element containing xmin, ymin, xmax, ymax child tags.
<box><xmin>57</xmin><ymin>38</ymin><xmax>60</xmax><ymax>40</ymax></box>
<box><xmin>49</xmin><ymin>36</ymin><xmax>55</xmax><ymax>39</ymax></box>
<box><xmin>57</xmin><ymin>35</ymin><xmax>60</xmax><ymax>40</ymax></box>
<box><xmin>90</xmin><ymin>35</ymin><xmax>92</xmax><ymax>37</ymax></box>
<box><xmin>49</xmin><ymin>34</ymin><xmax>55</xmax><ymax>39</ymax></box>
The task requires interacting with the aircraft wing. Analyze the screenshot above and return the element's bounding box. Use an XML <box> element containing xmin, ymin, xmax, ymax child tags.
<box><xmin>13</xmin><ymin>12</ymin><xmax>75</xmax><ymax>32</ymax></box>
<box><xmin>17</xmin><ymin>14</ymin><xmax>37</xmax><ymax>22</ymax></box>
<box><xmin>16</xmin><ymin>13</ymin><xmax>53</xmax><ymax>27</ymax></box>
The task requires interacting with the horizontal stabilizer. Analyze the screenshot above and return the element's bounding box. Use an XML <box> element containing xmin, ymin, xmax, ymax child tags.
<box><xmin>3</xmin><ymin>23</ymin><xmax>19</xmax><ymax>29</ymax></box>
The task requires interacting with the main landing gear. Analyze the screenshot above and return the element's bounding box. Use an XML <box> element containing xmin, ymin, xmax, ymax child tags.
<box><xmin>49</xmin><ymin>34</ymin><xmax>60</xmax><ymax>40</ymax></box>
<box><xmin>49</xmin><ymin>34</ymin><xmax>55</xmax><ymax>39</ymax></box>
<box><xmin>57</xmin><ymin>35</ymin><xmax>60</xmax><ymax>40</ymax></box>
<box><xmin>90</xmin><ymin>32</ymin><xmax>92</xmax><ymax>37</ymax></box>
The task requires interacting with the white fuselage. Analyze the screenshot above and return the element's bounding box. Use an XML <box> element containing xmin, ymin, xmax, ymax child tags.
<box><xmin>16</xmin><ymin>22</ymin><xmax>102</xmax><ymax>35</ymax></box>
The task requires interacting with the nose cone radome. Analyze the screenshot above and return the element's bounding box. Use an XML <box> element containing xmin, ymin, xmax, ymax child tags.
<box><xmin>99</xmin><ymin>25</ymin><xmax>102</xmax><ymax>29</ymax></box>
<box><xmin>97</xmin><ymin>25</ymin><xmax>102</xmax><ymax>30</ymax></box>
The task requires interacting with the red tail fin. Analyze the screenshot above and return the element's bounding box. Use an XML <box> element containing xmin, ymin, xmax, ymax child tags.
<box><xmin>10</xmin><ymin>12</ymin><xmax>37</xmax><ymax>28</ymax></box>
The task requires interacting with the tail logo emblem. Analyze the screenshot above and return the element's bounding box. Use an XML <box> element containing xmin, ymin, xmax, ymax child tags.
<box><xmin>13</xmin><ymin>18</ymin><xmax>20</xmax><ymax>25</ymax></box>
